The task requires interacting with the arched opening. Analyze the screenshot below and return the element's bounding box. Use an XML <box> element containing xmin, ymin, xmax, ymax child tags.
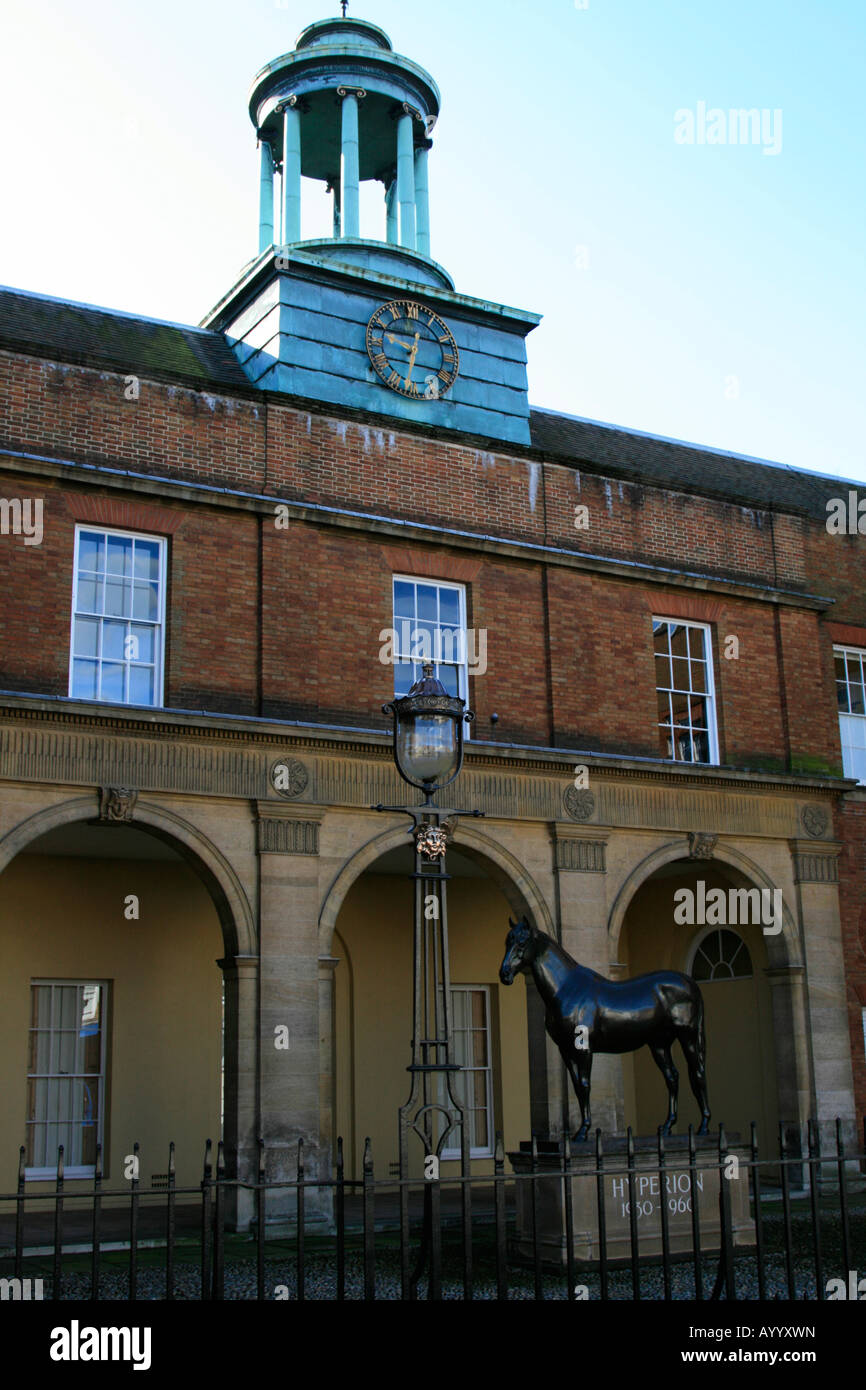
<box><xmin>0</xmin><ymin>809</ymin><xmax>241</xmax><ymax>1200</ymax></box>
<box><xmin>619</xmin><ymin>858</ymin><xmax>781</xmax><ymax>1145</ymax></box>
<box><xmin>330</xmin><ymin>838</ymin><xmax>543</xmax><ymax>1180</ymax></box>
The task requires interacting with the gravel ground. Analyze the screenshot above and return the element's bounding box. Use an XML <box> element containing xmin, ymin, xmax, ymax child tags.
<box><xmin>37</xmin><ymin>1211</ymin><xmax>863</xmax><ymax>1301</ymax></box>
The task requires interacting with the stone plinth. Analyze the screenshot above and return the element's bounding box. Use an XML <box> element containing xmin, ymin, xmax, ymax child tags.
<box><xmin>508</xmin><ymin>1135</ymin><xmax>755</xmax><ymax>1267</ymax></box>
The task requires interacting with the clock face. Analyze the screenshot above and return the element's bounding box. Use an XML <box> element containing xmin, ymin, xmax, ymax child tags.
<box><xmin>366</xmin><ymin>300</ymin><xmax>459</xmax><ymax>400</ymax></box>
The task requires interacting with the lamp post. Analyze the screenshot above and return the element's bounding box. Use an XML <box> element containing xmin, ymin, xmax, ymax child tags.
<box><xmin>375</xmin><ymin>662</ymin><xmax>482</xmax><ymax>1298</ymax></box>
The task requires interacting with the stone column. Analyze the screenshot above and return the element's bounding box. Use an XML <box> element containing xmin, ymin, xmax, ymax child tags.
<box><xmin>328</xmin><ymin>181</ymin><xmax>342</xmax><ymax>238</ymax></box>
<box><xmin>318</xmin><ymin>954</ymin><xmax>339</xmax><ymax>1172</ymax></box>
<box><xmin>396</xmin><ymin>109</ymin><xmax>416</xmax><ymax>250</ymax></box>
<box><xmin>258</xmin><ymin>140</ymin><xmax>274</xmax><ymax>252</ymax></box>
<box><xmin>414</xmin><ymin>145</ymin><xmax>430</xmax><ymax>256</ymax></box>
<box><xmin>385</xmin><ymin>177</ymin><xmax>398</xmax><ymax>244</ymax></box>
<box><xmin>339</xmin><ymin>91</ymin><xmax>360</xmax><ymax>238</ymax></box>
<box><xmin>282</xmin><ymin>101</ymin><xmax>302</xmax><ymax>245</ymax></box>
<box><xmin>789</xmin><ymin>835</ymin><xmax>855</xmax><ymax>1150</ymax></box>
<box><xmin>550</xmin><ymin>824</ymin><xmax>616</xmax><ymax>1136</ymax></box>
<box><xmin>218</xmin><ymin>953</ymin><xmax>259</xmax><ymax>1230</ymax></box>
<box><xmin>257</xmin><ymin>801</ymin><xmax>326</xmax><ymax>1223</ymax></box>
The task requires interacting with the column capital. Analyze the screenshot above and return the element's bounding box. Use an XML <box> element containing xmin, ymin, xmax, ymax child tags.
<box><xmin>788</xmin><ymin>838</ymin><xmax>842</xmax><ymax>884</ymax></box>
<box><xmin>217</xmin><ymin>954</ymin><xmax>260</xmax><ymax>978</ymax></box>
<box><xmin>337</xmin><ymin>85</ymin><xmax>367</xmax><ymax>100</ymax></box>
<box><xmin>256</xmin><ymin>801</ymin><xmax>324</xmax><ymax>855</ymax></box>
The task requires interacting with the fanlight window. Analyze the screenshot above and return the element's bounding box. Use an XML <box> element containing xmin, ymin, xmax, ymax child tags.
<box><xmin>691</xmin><ymin>929</ymin><xmax>752</xmax><ymax>982</ymax></box>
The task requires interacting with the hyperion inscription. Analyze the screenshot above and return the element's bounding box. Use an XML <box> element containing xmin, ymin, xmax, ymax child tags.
<box><xmin>509</xmin><ymin>1138</ymin><xmax>754</xmax><ymax>1267</ymax></box>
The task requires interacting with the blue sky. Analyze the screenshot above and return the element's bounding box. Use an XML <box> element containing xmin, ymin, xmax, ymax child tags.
<box><xmin>1</xmin><ymin>0</ymin><xmax>863</xmax><ymax>482</ymax></box>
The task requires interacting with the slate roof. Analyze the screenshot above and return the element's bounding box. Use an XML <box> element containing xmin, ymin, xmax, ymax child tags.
<box><xmin>0</xmin><ymin>284</ymin><xmax>849</xmax><ymax>521</ymax></box>
<box><xmin>529</xmin><ymin>408</ymin><xmax>842</xmax><ymax>521</ymax></box>
<box><xmin>0</xmin><ymin>285</ymin><xmax>249</xmax><ymax>393</ymax></box>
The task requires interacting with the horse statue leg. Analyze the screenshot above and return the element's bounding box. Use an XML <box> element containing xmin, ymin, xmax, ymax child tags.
<box><xmin>565</xmin><ymin>1053</ymin><xmax>593</xmax><ymax>1142</ymax></box>
<box><xmin>649</xmin><ymin>1042</ymin><xmax>679</xmax><ymax>1135</ymax></box>
<box><xmin>679</xmin><ymin>1026</ymin><xmax>710</xmax><ymax>1135</ymax></box>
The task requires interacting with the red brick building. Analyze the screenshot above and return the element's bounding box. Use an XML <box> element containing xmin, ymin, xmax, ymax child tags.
<box><xmin>0</xmin><ymin>14</ymin><xmax>863</xmax><ymax>1218</ymax></box>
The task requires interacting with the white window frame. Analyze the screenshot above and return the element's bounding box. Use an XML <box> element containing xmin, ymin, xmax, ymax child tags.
<box><xmin>833</xmin><ymin>644</ymin><xmax>866</xmax><ymax>785</ymax></box>
<box><xmin>69</xmin><ymin>525</ymin><xmax>167</xmax><ymax>709</ymax></box>
<box><xmin>440</xmin><ymin>984</ymin><xmax>494</xmax><ymax>1160</ymax></box>
<box><xmin>391</xmin><ymin>575</ymin><xmax>470</xmax><ymax>735</ymax></box>
<box><xmin>686</xmin><ymin>928</ymin><xmax>753</xmax><ymax>982</ymax></box>
<box><xmin>26</xmin><ymin>980</ymin><xmax>109</xmax><ymax>1181</ymax></box>
<box><xmin>652</xmin><ymin>617</ymin><xmax>719</xmax><ymax>766</ymax></box>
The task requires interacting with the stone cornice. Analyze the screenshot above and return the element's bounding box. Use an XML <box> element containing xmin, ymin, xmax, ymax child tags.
<box><xmin>0</xmin><ymin>694</ymin><xmax>854</xmax><ymax>800</ymax></box>
<box><xmin>0</xmin><ymin>449</ymin><xmax>834</xmax><ymax>610</ymax></box>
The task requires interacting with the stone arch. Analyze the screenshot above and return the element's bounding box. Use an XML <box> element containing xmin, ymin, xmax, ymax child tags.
<box><xmin>0</xmin><ymin>794</ymin><xmax>256</xmax><ymax>958</ymax></box>
<box><xmin>607</xmin><ymin>838</ymin><xmax>799</xmax><ymax>969</ymax></box>
<box><xmin>318</xmin><ymin>819</ymin><xmax>554</xmax><ymax>957</ymax></box>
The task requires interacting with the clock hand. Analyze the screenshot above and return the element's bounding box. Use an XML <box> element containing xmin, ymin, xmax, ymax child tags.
<box><xmin>405</xmin><ymin>333</ymin><xmax>421</xmax><ymax>386</ymax></box>
<box><xmin>386</xmin><ymin>333</ymin><xmax>413</xmax><ymax>351</ymax></box>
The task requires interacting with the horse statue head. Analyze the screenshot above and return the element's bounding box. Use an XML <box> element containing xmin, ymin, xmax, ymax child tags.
<box><xmin>499</xmin><ymin>916</ymin><xmax>538</xmax><ymax>984</ymax></box>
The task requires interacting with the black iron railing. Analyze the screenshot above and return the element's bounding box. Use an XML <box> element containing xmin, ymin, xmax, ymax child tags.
<box><xmin>1</xmin><ymin>1119</ymin><xmax>863</xmax><ymax>1301</ymax></box>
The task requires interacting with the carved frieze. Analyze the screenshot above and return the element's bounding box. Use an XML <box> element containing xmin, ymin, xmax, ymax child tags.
<box><xmin>0</xmin><ymin>720</ymin><xmax>834</xmax><ymax>845</ymax></box>
<box><xmin>554</xmin><ymin>839</ymin><xmax>607</xmax><ymax>873</ymax></box>
<box><xmin>687</xmin><ymin>832</ymin><xmax>718</xmax><ymax>860</ymax></box>
<box><xmin>269</xmin><ymin>757</ymin><xmax>310</xmax><ymax>799</ymax></box>
<box><xmin>800</xmin><ymin>803</ymin><xmax>830</xmax><ymax>839</ymax></box>
<box><xmin>789</xmin><ymin>839</ymin><xmax>841</xmax><ymax>884</ymax></box>
<box><xmin>258</xmin><ymin>818</ymin><xmax>320</xmax><ymax>856</ymax></box>
<box><xmin>98</xmin><ymin>786</ymin><xmax>138</xmax><ymax>823</ymax></box>
<box><xmin>563</xmin><ymin>787</ymin><xmax>596</xmax><ymax>822</ymax></box>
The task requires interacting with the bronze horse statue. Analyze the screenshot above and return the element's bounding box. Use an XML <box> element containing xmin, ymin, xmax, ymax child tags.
<box><xmin>499</xmin><ymin>917</ymin><xmax>711</xmax><ymax>1140</ymax></box>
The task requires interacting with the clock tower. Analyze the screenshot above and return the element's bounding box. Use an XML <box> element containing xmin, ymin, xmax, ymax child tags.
<box><xmin>202</xmin><ymin>9</ymin><xmax>541</xmax><ymax>445</ymax></box>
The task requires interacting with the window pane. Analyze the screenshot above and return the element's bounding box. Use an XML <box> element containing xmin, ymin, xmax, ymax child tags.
<box><xmin>77</xmin><ymin>578</ymin><xmax>102</xmax><ymax>614</ymax></box>
<box><xmin>670</xmin><ymin>625</ymin><xmax>689</xmax><ymax>658</ymax></box>
<box><xmin>72</xmin><ymin>660</ymin><xmax>98</xmax><ymax>700</ymax></box>
<box><xmin>78</xmin><ymin>532</ymin><xmax>104</xmax><ymax>573</ymax></box>
<box><xmin>850</xmin><ymin>681</ymin><xmax>865</xmax><ymax>717</ymax></box>
<box><xmin>73</xmin><ymin>617</ymin><xmax>99</xmax><ymax>658</ymax></box>
<box><xmin>106</xmin><ymin>536</ymin><xmax>132</xmax><ymax>576</ymax></box>
<box><xmin>671</xmin><ymin>691</ymin><xmax>690</xmax><ymax>725</ymax></box>
<box><xmin>129</xmin><ymin>666</ymin><xmax>154</xmax><ymax>705</ymax></box>
<box><xmin>692</xmin><ymin>950</ymin><xmax>711</xmax><ymax>981</ymax></box>
<box><xmin>132</xmin><ymin>582</ymin><xmax>158</xmax><ymax>622</ymax></box>
<box><xmin>102</xmin><ymin>620</ymin><xmax>127</xmax><ymax>660</ymax></box>
<box><xmin>105</xmin><ymin>579</ymin><xmax>129</xmax><ymax>617</ymax></box>
<box><xmin>438</xmin><ymin>664</ymin><xmax>459</xmax><ymax>697</ymax></box>
<box><xmin>671</xmin><ymin>657</ymin><xmax>689</xmax><ymax>691</ymax></box>
<box><xmin>690</xmin><ymin>660</ymin><xmax>708</xmax><ymax>694</ymax></box>
<box><xmin>128</xmin><ymin>624</ymin><xmax>154</xmax><ymax>664</ymax></box>
<box><xmin>653</xmin><ymin>623</ymin><xmax>670</xmax><ymax>655</ymax></box>
<box><xmin>416</xmin><ymin>584</ymin><xmax>437</xmax><ymax>620</ymax></box>
<box><xmin>657</xmin><ymin>689</ymin><xmax>672</xmax><ymax>722</ymax></box>
<box><xmin>100</xmin><ymin>663</ymin><xmax>125</xmax><ymax>702</ymax></box>
<box><xmin>133</xmin><ymin>540</ymin><xmax>160</xmax><ymax>580</ymax></box>
<box><xmin>394</xmin><ymin>661</ymin><xmax>414</xmax><ymax>697</ymax></box>
<box><xmin>691</xmin><ymin>730</ymin><xmax>709</xmax><ymax>762</ymax></box>
<box><xmin>394</xmin><ymin>580</ymin><xmax>415</xmax><ymax>617</ymax></box>
<box><xmin>439</xmin><ymin>588</ymin><xmax>460</xmax><ymax>625</ymax></box>
<box><xmin>687</xmin><ymin>626</ymin><xmax>706</xmax><ymax>659</ymax></box>
<box><xmin>837</xmin><ymin>681</ymin><xmax>850</xmax><ymax>712</ymax></box>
